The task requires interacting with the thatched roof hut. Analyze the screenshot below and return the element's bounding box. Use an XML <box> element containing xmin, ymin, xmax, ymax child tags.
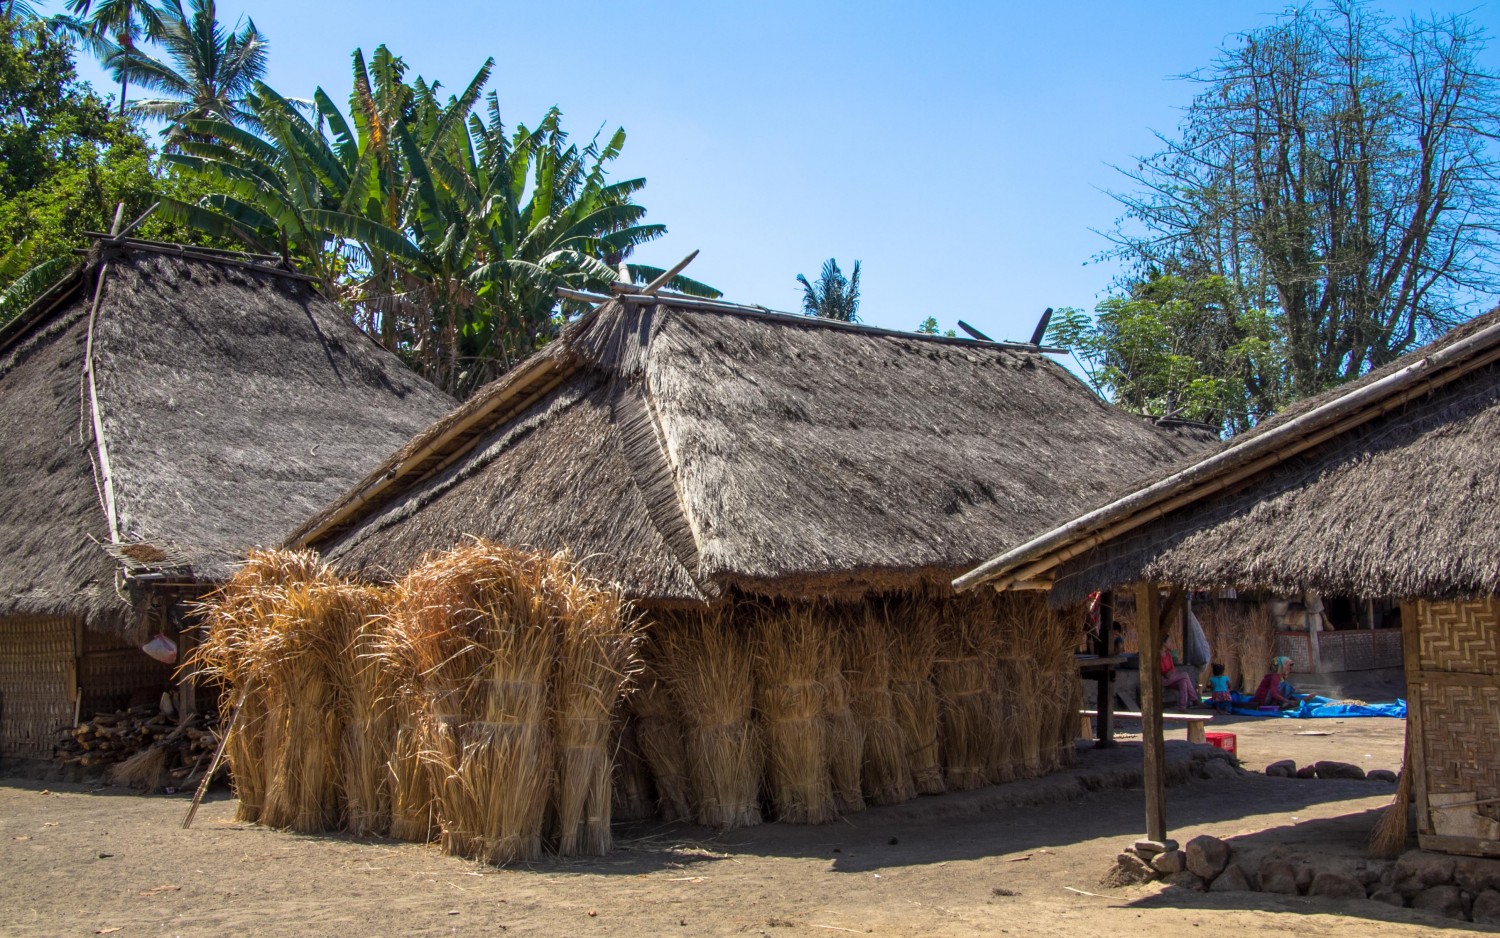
<box><xmin>292</xmin><ymin>295</ymin><xmax>1213</xmax><ymax>599</ymax></box>
<box><xmin>0</xmin><ymin>237</ymin><xmax>453</xmax><ymax>757</ymax></box>
<box><xmin>957</xmin><ymin>307</ymin><xmax>1500</xmax><ymax>858</ymax></box>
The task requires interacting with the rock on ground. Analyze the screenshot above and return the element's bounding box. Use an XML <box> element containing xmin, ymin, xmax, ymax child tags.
<box><xmin>1162</xmin><ymin>871</ymin><xmax>1206</xmax><ymax>892</ymax></box>
<box><xmin>1150</xmin><ymin>850</ymin><xmax>1185</xmax><ymax>875</ymax></box>
<box><xmin>1472</xmin><ymin>889</ymin><xmax>1500</xmax><ymax>924</ymax></box>
<box><xmin>1366</xmin><ymin>769</ymin><xmax>1398</xmax><ymax>783</ymax></box>
<box><xmin>1210</xmin><ymin>864</ymin><xmax>1252</xmax><ymax>893</ymax></box>
<box><xmin>1411</xmin><ymin>884</ymin><xmax>1467</xmax><ymax>920</ymax></box>
<box><xmin>1264</xmin><ymin>760</ymin><xmax>1296</xmax><ymax>778</ymax></box>
<box><xmin>1370</xmin><ymin>889</ymin><xmax>1405</xmax><ymax>907</ymax></box>
<box><xmin>1313</xmin><ymin>761</ymin><xmax>1366</xmax><ymax>780</ymax></box>
<box><xmin>1395</xmin><ymin>851</ymin><xmax>1457</xmax><ymax>898</ymax></box>
<box><xmin>1185</xmin><ymin>835</ymin><xmax>1230</xmax><ymax>881</ymax></box>
<box><xmin>1309</xmin><ymin>871</ymin><xmax>1366</xmax><ymax>900</ymax></box>
<box><xmin>1258</xmin><ymin>860</ymin><xmax>1299</xmax><ymax>895</ymax></box>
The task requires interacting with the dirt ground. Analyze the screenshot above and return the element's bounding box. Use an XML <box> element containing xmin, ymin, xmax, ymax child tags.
<box><xmin>5</xmin><ymin>715</ymin><xmax>1468</xmax><ymax>938</ymax></box>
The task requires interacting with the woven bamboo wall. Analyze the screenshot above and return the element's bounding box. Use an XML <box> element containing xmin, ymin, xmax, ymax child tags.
<box><xmin>0</xmin><ymin>616</ymin><xmax>79</xmax><ymax>758</ymax></box>
<box><xmin>1409</xmin><ymin>598</ymin><xmax>1500</xmax><ymax>857</ymax></box>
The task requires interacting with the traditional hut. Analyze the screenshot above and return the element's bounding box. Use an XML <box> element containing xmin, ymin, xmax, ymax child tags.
<box><xmin>957</xmin><ymin>306</ymin><xmax>1500</xmax><ymax>858</ymax></box>
<box><xmin>290</xmin><ymin>288</ymin><xmax>1212</xmax><ymax>824</ymax></box>
<box><xmin>0</xmin><ymin>236</ymin><xmax>453</xmax><ymax>759</ymax></box>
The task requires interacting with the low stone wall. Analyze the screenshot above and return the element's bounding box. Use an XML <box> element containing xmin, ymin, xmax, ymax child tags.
<box><xmin>1110</xmin><ymin>834</ymin><xmax>1500</xmax><ymax>923</ymax></box>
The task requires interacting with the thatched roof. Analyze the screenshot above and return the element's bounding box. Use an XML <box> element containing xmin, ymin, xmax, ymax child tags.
<box><xmin>956</xmin><ymin>307</ymin><xmax>1500</xmax><ymax>604</ymax></box>
<box><xmin>293</xmin><ymin>295</ymin><xmax>1213</xmax><ymax>604</ymax></box>
<box><xmin>0</xmin><ymin>239</ymin><xmax>454</xmax><ymax>625</ymax></box>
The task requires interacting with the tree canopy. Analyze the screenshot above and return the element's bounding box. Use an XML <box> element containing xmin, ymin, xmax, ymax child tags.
<box><xmin>1067</xmin><ymin>0</ymin><xmax>1500</xmax><ymax>433</ymax></box>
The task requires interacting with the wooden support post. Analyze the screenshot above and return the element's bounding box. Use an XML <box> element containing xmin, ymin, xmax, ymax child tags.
<box><xmin>1095</xmin><ymin>591</ymin><xmax>1116</xmax><ymax>748</ymax></box>
<box><xmin>1135</xmin><ymin>580</ymin><xmax>1168</xmax><ymax>843</ymax></box>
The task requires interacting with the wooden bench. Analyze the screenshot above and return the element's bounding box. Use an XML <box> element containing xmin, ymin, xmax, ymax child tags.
<box><xmin>1080</xmin><ymin>710</ymin><xmax>1213</xmax><ymax>745</ymax></box>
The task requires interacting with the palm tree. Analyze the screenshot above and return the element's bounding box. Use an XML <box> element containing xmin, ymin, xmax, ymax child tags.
<box><xmin>797</xmin><ymin>258</ymin><xmax>860</xmax><ymax>322</ymax></box>
<box><xmin>50</xmin><ymin>0</ymin><xmax>163</xmax><ymax>115</ymax></box>
<box><xmin>107</xmin><ymin>0</ymin><xmax>266</xmax><ymax>128</ymax></box>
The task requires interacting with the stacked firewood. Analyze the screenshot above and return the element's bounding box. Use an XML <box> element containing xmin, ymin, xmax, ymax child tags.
<box><xmin>54</xmin><ymin>706</ymin><xmax>221</xmax><ymax>789</ymax></box>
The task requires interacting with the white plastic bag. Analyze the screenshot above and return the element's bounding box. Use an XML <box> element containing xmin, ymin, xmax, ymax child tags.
<box><xmin>142</xmin><ymin>633</ymin><xmax>178</xmax><ymax>665</ymax></box>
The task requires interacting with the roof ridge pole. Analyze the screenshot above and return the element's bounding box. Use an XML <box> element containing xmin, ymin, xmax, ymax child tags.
<box><xmin>80</xmin><ymin>209</ymin><xmax>126</xmax><ymax>546</ymax></box>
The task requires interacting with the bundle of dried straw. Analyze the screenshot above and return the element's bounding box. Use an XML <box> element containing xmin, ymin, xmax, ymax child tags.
<box><xmin>753</xmin><ymin>604</ymin><xmax>834</xmax><ymax>824</ymax></box>
<box><xmin>888</xmin><ymin>598</ymin><xmax>945</xmax><ymax>796</ymax></box>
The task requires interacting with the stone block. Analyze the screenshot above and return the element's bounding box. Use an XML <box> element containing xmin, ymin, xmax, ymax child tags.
<box><xmin>1265</xmin><ymin>759</ymin><xmax>1296</xmax><ymax>778</ymax></box>
<box><xmin>1472</xmin><ymin>889</ymin><xmax>1500</xmax><ymax>925</ymax></box>
<box><xmin>1367</xmin><ymin>769</ymin><xmax>1398</xmax><ymax>783</ymax></box>
<box><xmin>1395</xmin><ymin>851</ymin><xmax>1457</xmax><ymax>898</ymax></box>
<box><xmin>1313</xmin><ymin>760</ymin><xmax>1366</xmax><ymax>780</ymax></box>
<box><xmin>1258</xmin><ymin>860</ymin><xmax>1299</xmax><ymax>895</ymax></box>
<box><xmin>1150</xmin><ymin>850</ymin><xmax>1185</xmax><ymax>875</ymax></box>
<box><xmin>1162</xmin><ymin>871</ymin><xmax>1206</xmax><ymax>892</ymax></box>
<box><xmin>1210</xmin><ymin>864</ymin><xmax>1252</xmax><ymax>893</ymax></box>
<box><xmin>1185</xmin><ymin>834</ymin><xmax>1231</xmax><ymax>881</ymax></box>
<box><xmin>1309</xmin><ymin>871</ymin><xmax>1366</xmax><ymax>900</ymax></box>
<box><xmin>1411</xmin><ymin>884</ymin><xmax>1467</xmax><ymax>920</ymax></box>
<box><xmin>1295</xmin><ymin>765</ymin><xmax>1318</xmax><ymax>778</ymax></box>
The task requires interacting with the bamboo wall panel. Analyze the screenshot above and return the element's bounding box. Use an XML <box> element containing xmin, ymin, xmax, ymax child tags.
<box><xmin>0</xmin><ymin>616</ymin><xmax>78</xmax><ymax>758</ymax></box>
<box><xmin>1412</xmin><ymin>598</ymin><xmax>1500</xmax><ymax>855</ymax></box>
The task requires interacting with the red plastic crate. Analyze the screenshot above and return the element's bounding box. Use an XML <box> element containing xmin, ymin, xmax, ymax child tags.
<box><xmin>1205</xmin><ymin>731</ymin><xmax>1237</xmax><ymax>757</ymax></box>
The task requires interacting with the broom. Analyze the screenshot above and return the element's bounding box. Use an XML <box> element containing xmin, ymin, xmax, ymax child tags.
<box><xmin>1369</xmin><ymin>718</ymin><xmax>1414</xmax><ymax>858</ymax></box>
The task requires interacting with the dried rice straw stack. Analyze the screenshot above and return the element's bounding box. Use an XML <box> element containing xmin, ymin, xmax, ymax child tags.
<box><xmin>889</xmin><ymin>598</ymin><xmax>945</xmax><ymax>795</ymax></box>
<box><xmin>660</xmin><ymin>609</ymin><xmax>762</xmax><ymax>830</ymax></box>
<box><xmin>551</xmin><ymin>563</ymin><xmax>640</xmax><ymax>856</ymax></box>
<box><xmin>821</xmin><ymin>623</ymin><xmax>866</xmax><ymax>815</ymax></box>
<box><xmin>935</xmin><ymin>594</ymin><xmax>999</xmax><ymax>791</ymax></box>
<box><xmin>611</xmin><ymin>717</ymin><xmax>658</xmax><ymax>823</ymax></box>
<box><xmin>395</xmin><ymin>542</ymin><xmax>559</xmax><ymax>865</ymax></box>
<box><xmin>753</xmin><ymin>603</ymin><xmax>834</xmax><ymax>824</ymax></box>
<box><xmin>629</xmin><ymin>657</ymin><xmax>694</xmax><ymax>822</ymax></box>
<box><xmin>846</xmin><ymin>601</ymin><xmax>916</xmax><ymax>805</ymax></box>
<box><xmin>329</xmin><ymin>586</ymin><xmax>394</xmax><ymax>837</ymax></box>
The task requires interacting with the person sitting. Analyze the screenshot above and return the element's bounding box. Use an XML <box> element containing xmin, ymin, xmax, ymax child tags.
<box><xmin>1251</xmin><ymin>656</ymin><xmax>1309</xmax><ymax>709</ymax></box>
<box><xmin>1208</xmin><ymin>662</ymin><xmax>1233</xmax><ymax>712</ymax></box>
<box><xmin>1160</xmin><ymin>646</ymin><xmax>1200</xmax><ymax>711</ymax></box>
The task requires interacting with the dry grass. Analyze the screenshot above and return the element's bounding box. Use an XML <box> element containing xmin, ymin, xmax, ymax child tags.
<box><xmin>821</xmin><ymin>627</ymin><xmax>866</xmax><ymax>815</ymax></box>
<box><xmin>846</xmin><ymin>601</ymin><xmax>917</xmax><ymax>805</ymax></box>
<box><xmin>629</xmin><ymin>662</ymin><xmax>694</xmax><ymax>822</ymax></box>
<box><xmin>109</xmin><ymin>745</ymin><xmax>169</xmax><ymax>790</ymax></box>
<box><xmin>194</xmin><ymin>542</ymin><xmax>637</xmax><ymax>864</ymax></box>
<box><xmin>888</xmin><ymin>597</ymin><xmax>945</xmax><ymax>796</ymax></box>
<box><xmin>935</xmin><ymin>594</ymin><xmax>999</xmax><ymax>791</ymax></box>
<box><xmin>753</xmin><ymin>604</ymin><xmax>834</xmax><ymax>824</ymax></box>
<box><xmin>1200</xmin><ymin>600</ymin><xmax>1277</xmax><ymax>693</ymax></box>
<box><xmin>658</xmin><ymin>609</ymin><xmax>762</xmax><ymax>830</ymax></box>
<box><xmin>610</xmin><ymin>718</ymin><xmax>658</xmax><ymax>822</ymax></box>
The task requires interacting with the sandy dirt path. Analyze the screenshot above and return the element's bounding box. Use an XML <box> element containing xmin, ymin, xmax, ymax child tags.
<box><xmin>2</xmin><ymin>717</ymin><xmax>1451</xmax><ymax>938</ymax></box>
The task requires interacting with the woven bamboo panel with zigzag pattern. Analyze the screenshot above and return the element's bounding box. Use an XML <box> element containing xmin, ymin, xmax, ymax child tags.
<box><xmin>1418</xmin><ymin>599</ymin><xmax>1500</xmax><ymax>674</ymax></box>
<box><xmin>1420</xmin><ymin>683</ymin><xmax>1500</xmax><ymax>799</ymax></box>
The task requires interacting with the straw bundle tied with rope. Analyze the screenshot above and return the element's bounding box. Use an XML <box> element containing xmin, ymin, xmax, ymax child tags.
<box><xmin>888</xmin><ymin>598</ymin><xmax>945</xmax><ymax>796</ymax></box>
<box><xmin>195</xmin><ymin>551</ymin><xmax>350</xmax><ymax>833</ymax></box>
<box><xmin>628</xmin><ymin>663</ymin><xmax>694</xmax><ymax>822</ymax></box>
<box><xmin>1020</xmin><ymin>595</ymin><xmax>1085</xmax><ymax>773</ymax></box>
<box><xmin>821</xmin><ymin>625</ymin><xmax>866</xmax><ymax>815</ymax></box>
<box><xmin>610</xmin><ymin>718</ymin><xmax>658</xmax><ymax>822</ymax></box>
<box><xmin>658</xmin><ymin>609</ymin><xmax>763</xmax><ymax>830</ymax></box>
<box><xmin>847</xmin><ymin>601</ymin><xmax>917</xmax><ymax>805</ymax></box>
<box><xmin>1199</xmin><ymin>601</ymin><xmax>1277</xmax><ymax>693</ymax></box>
<box><xmin>194</xmin><ymin>542</ymin><xmax>638</xmax><ymax>864</ymax></box>
<box><xmin>753</xmin><ymin>604</ymin><xmax>834</xmax><ymax>824</ymax></box>
<box><xmin>936</xmin><ymin>594</ymin><xmax>1001</xmax><ymax>791</ymax></box>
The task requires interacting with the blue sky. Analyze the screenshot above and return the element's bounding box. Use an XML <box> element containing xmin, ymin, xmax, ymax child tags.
<box><xmin>57</xmin><ymin>1</ymin><xmax>1500</xmax><ymax>344</ymax></box>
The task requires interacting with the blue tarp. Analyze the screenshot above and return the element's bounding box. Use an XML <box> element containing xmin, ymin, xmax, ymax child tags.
<box><xmin>1217</xmin><ymin>694</ymin><xmax>1406</xmax><ymax>719</ymax></box>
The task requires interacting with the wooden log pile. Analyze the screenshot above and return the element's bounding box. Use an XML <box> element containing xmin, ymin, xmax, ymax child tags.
<box><xmin>53</xmin><ymin>706</ymin><xmax>222</xmax><ymax>789</ymax></box>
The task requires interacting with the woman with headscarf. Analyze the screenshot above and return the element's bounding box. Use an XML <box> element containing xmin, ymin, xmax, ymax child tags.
<box><xmin>1251</xmin><ymin>656</ymin><xmax>1307</xmax><ymax>709</ymax></box>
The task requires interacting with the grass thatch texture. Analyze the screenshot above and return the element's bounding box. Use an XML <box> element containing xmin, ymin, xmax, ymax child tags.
<box><xmin>1024</xmin><ymin>596</ymin><xmax>1085</xmax><ymax>773</ymax></box>
<box><xmin>330</xmin><ymin>587</ymin><xmax>394</xmax><ymax>837</ymax></box>
<box><xmin>658</xmin><ymin>609</ymin><xmax>762</xmax><ymax>830</ymax></box>
<box><xmin>888</xmin><ymin>598</ymin><xmax>944</xmax><ymax>796</ymax></box>
<box><xmin>109</xmin><ymin>744</ymin><xmax>169</xmax><ymax>790</ymax></box>
<box><xmin>821</xmin><ymin>628</ymin><xmax>866</xmax><ymax>815</ymax></box>
<box><xmin>194</xmin><ymin>550</ymin><xmax>347</xmax><ymax>832</ymax></box>
<box><xmin>846</xmin><ymin>601</ymin><xmax>916</xmax><ymax>805</ymax></box>
<box><xmin>1198</xmin><ymin>600</ymin><xmax>1274</xmax><ymax>693</ymax></box>
<box><xmin>386</xmin><ymin>691</ymin><xmax>435</xmax><ymax>842</ymax></box>
<box><xmin>552</xmin><ymin>569</ymin><xmax>640</xmax><ymax>856</ymax></box>
<box><xmin>935</xmin><ymin>594</ymin><xmax>999</xmax><ymax>792</ymax></box>
<box><xmin>393</xmin><ymin>542</ymin><xmax>560</xmax><ymax>865</ymax></box>
<box><xmin>628</xmin><ymin>667</ymin><xmax>694</xmax><ymax>822</ymax></box>
<box><xmin>611</xmin><ymin>718</ymin><xmax>658</xmax><ymax>822</ymax></box>
<box><xmin>753</xmin><ymin>604</ymin><xmax>834</xmax><ymax>824</ymax></box>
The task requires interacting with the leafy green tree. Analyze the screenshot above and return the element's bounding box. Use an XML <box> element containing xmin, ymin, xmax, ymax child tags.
<box><xmin>1105</xmin><ymin>1</ymin><xmax>1500</xmax><ymax>401</ymax></box>
<box><xmin>0</xmin><ymin>13</ymin><xmax>161</xmax><ymax>323</ymax></box>
<box><xmin>108</xmin><ymin>0</ymin><xmax>267</xmax><ymax>128</ymax></box>
<box><xmin>1047</xmin><ymin>275</ymin><xmax>1281</xmax><ymax>433</ymax></box>
<box><xmin>50</xmin><ymin>0</ymin><xmax>163</xmax><ymax>115</ymax></box>
<box><xmin>162</xmin><ymin>45</ymin><xmax>713</xmax><ymax>397</ymax></box>
<box><xmin>797</xmin><ymin>258</ymin><xmax>860</xmax><ymax>322</ymax></box>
